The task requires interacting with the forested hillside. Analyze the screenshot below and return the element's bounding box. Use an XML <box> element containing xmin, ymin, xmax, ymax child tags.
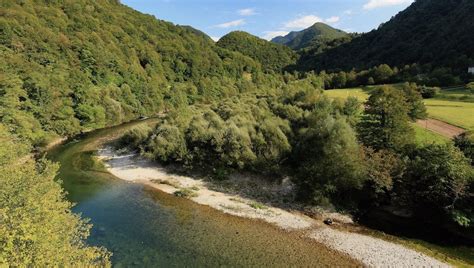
<box><xmin>1</xmin><ymin>0</ymin><xmax>474</xmax><ymax>265</ymax></box>
<box><xmin>217</xmin><ymin>31</ymin><xmax>297</xmax><ymax>72</ymax></box>
<box><xmin>0</xmin><ymin>0</ymin><xmax>275</xmax><ymax>146</ymax></box>
<box><xmin>297</xmin><ymin>0</ymin><xmax>474</xmax><ymax>74</ymax></box>
<box><xmin>0</xmin><ymin>0</ymin><xmax>272</xmax><ymax>265</ymax></box>
<box><xmin>271</xmin><ymin>22</ymin><xmax>349</xmax><ymax>50</ymax></box>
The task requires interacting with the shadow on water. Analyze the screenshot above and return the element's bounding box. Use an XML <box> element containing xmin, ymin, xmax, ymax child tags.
<box><xmin>46</xmin><ymin>120</ymin><xmax>358</xmax><ymax>267</ymax></box>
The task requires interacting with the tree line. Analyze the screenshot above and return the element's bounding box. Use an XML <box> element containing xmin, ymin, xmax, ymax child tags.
<box><xmin>120</xmin><ymin>78</ymin><xmax>474</xmax><ymax>230</ymax></box>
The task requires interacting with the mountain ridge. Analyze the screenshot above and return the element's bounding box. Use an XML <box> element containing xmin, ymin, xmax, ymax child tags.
<box><xmin>271</xmin><ymin>22</ymin><xmax>348</xmax><ymax>50</ymax></box>
<box><xmin>296</xmin><ymin>0</ymin><xmax>474</xmax><ymax>73</ymax></box>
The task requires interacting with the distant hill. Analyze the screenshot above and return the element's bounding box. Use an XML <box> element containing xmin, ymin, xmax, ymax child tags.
<box><xmin>271</xmin><ymin>23</ymin><xmax>348</xmax><ymax>50</ymax></box>
<box><xmin>179</xmin><ymin>25</ymin><xmax>213</xmax><ymax>41</ymax></box>
<box><xmin>217</xmin><ymin>31</ymin><xmax>297</xmax><ymax>72</ymax></box>
<box><xmin>296</xmin><ymin>0</ymin><xmax>474</xmax><ymax>73</ymax></box>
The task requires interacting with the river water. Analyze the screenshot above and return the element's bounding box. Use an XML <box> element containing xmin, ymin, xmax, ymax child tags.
<box><xmin>47</xmin><ymin>120</ymin><xmax>357</xmax><ymax>267</ymax></box>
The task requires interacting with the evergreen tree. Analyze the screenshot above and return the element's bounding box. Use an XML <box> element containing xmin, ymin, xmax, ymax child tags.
<box><xmin>358</xmin><ymin>86</ymin><xmax>414</xmax><ymax>151</ymax></box>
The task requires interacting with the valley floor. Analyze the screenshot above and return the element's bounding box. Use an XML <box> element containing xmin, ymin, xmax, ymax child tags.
<box><xmin>98</xmin><ymin>146</ymin><xmax>449</xmax><ymax>267</ymax></box>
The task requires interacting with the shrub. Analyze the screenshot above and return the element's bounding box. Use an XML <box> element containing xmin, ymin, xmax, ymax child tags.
<box><xmin>454</xmin><ymin>131</ymin><xmax>474</xmax><ymax>165</ymax></box>
<box><xmin>418</xmin><ymin>85</ymin><xmax>440</xmax><ymax>98</ymax></box>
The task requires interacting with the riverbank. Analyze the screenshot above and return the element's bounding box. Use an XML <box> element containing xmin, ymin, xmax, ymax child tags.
<box><xmin>98</xmin><ymin>146</ymin><xmax>449</xmax><ymax>267</ymax></box>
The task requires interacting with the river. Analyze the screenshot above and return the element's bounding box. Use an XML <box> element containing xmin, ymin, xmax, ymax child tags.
<box><xmin>47</xmin><ymin>120</ymin><xmax>358</xmax><ymax>267</ymax></box>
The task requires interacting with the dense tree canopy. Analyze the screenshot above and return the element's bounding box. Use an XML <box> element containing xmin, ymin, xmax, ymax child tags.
<box><xmin>217</xmin><ymin>31</ymin><xmax>297</xmax><ymax>73</ymax></box>
<box><xmin>295</xmin><ymin>0</ymin><xmax>474</xmax><ymax>77</ymax></box>
<box><xmin>271</xmin><ymin>22</ymin><xmax>349</xmax><ymax>50</ymax></box>
<box><xmin>358</xmin><ymin>86</ymin><xmax>415</xmax><ymax>151</ymax></box>
<box><xmin>0</xmin><ymin>0</ymin><xmax>278</xmax><ymax>145</ymax></box>
<box><xmin>0</xmin><ymin>125</ymin><xmax>110</xmax><ymax>266</ymax></box>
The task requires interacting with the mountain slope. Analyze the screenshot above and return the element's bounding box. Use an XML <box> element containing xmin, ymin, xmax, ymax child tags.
<box><xmin>296</xmin><ymin>0</ymin><xmax>474</xmax><ymax>72</ymax></box>
<box><xmin>271</xmin><ymin>23</ymin><xmax>348</xmax><ymax>50</ymax></box>
<box><xmin>217</xmin><ymin>31</ymin><xmax>297</xmax><ymax>72</ymax></box>
<box><xmin>0</xmin><ymin>0</ymin><xmax>263</xmax><ymax>144</ymax></box>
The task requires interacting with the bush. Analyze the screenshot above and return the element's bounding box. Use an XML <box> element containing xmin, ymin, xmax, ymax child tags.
<box><xmin>454</xmin><ymin>131</ymin><xmax>474</xmax><ymax>165</ymax></box>
<box><xmin>418</xmin><ymin>85</ymin><xmax>440</xmax><ymax>98</ymax></box>
<box><xmin>400</xmin><ymin>144</ymin><xmax>474</xmax><ymax>227</ymax></box>
<box><xmin>173</xmin><ymin>188</ymin><xmax>199</xmax><ymax>198</ymax></box>
<box><xmin>116</xmin><ymin>125</ymin><xmax>152</xmax><ymax>151</ymax></box>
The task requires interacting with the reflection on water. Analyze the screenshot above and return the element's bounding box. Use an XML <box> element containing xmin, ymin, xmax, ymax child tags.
<box><xmin>48</xmin><ymin>120</ymin><xmax>356</xmax><ymax>267</ymax></box>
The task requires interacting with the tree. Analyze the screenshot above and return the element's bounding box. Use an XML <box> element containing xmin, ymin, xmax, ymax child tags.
<box><xmin>454</xmin><ymin>131</ymin><xmax>474</xmax><ymax>165</ymax></box>
<box><xmin>146</xmin><ymin>123</ymin><xmax>188</xmax><ymax>163</ymax></box>
<box><xmin>0</xmin><ymin>125</ymin><xmax>110</xmax><ymax>266</ymax></box>
<box><xmin>358</xmin><ymin>86</ymin><xmax>414</xmax><ymax>151</ymax></box>
<box><xmin>342</xmin><ymin>96</ymin><xmax>361</xmax><ymax>127</ymax></box>
<box><xmin>400</xmin><ymin>144</ymin><xmax>474</xmax><ymax>227</ymax></box>
<box><xmin>372</xmin><ymin>64</ymin><xmax>394</xmax><ymax>84</ymax></box>
<box><xmin>399</xmin><ymin>83</ymin><xmax>427</xmax><ymax>120</ymax></box>
<box><xmin>293</xmin><ymin>114</ymin><xmax>366</xmax><ymax>205</ymax></box>
<box><xmin>332</xmin><ymin>71</ymin><xmax>347</xmax><ymax>88</ymax></box>
<box><xmin>360</xmin><ymin>148</ymin><xmax>404</xmax><ymax>207</ymax></box>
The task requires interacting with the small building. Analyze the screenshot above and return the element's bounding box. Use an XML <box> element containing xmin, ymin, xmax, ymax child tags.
<box><xmin>469</xmin><ymin>67</ymin><xmax>474</xmax><ymax>74</ymax></box>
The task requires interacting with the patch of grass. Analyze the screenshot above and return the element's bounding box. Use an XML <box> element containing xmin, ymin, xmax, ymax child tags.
<box><xmin>229</xmin><ymin>197</ymin><xmax>245</xmax><ymax>203</ymax></box>
<box><xmin>150</xmin><ymin>178</ymin><xmax>181</xmax><ymax>188</ymax></box>
<box><xmin>248</xmin><ymin>201</ymin><xmax>268</xmax><ymax>210</ymax></box>
<box><xmin>219</xmin><ymin>204</ymin><xmax>243</xmax><ymax>212</ymax></box>
<box><xmin>412</xmin><ymin>124</ymin><xmax>451</xmax><ymax>145</ymax></box>
<box><xmin>324</xmin><ymin>87</ymin><xmax>370</xmax><ymax>102</ymax></box>
<box><xmin>436</xmin><ymin>87</ymin><xmax>474</xmax><ymax>102</ymax></box>
<box><xmin>326</xmin><ymin>85</ymin><xmax>474</xmax><ymax>132</ymax></box>
<box><xmin>173</xmin><ymin>188</ymin><xmax>198</xmax><ymax>198</ymax></box>
<box><xmin>424</xmin><ymin>99</ymin><xmax>474</xmax><ymax>130</ymax></box>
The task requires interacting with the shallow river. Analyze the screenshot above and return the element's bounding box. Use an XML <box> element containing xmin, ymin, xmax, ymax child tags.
<box><xmin>47</xmin><ymin>120</ymin><xmax>357</xmax><ymax>267</ymax></box>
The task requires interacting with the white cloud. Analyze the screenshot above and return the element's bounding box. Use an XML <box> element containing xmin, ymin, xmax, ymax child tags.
<box><xmin>238</xmin><ymin>8</ymin><xmax>257</xmax><ymax>16</ymax></box>
<box><xmin>343</xmin><ymin>10</ymin><xmax>353</xmax><ymax>15</ymax></box>
<box><xmin>210</xmin><ymin>36</ymin><xmax>220</xmax><ymax>42</ymax></box>
<box><xmin>325</xmin><ymin>16</ymin><xmax>340</xmax><ymax>24</ymax></box>
<box><xmin>363</xmin><ymin>0</ymin><xmax>414</xmax><ymax>10</ymax></box>
<box><xmin>262</xmin><ymin>31</ymin><xmax>290</xmax><ymax>40</ymax></box>
<box><xmin>214</xmin><ymin>19</ymin><xmax>246</xmax><ymax>28</ymax></box>
<box><xmin>283</xmin><ymin>15</ymin><xmax>323</xmax><ymax>29</ymax></box>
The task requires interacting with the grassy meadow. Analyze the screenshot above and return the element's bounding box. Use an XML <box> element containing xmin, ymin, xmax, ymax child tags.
<box><xmin>424</xmin><ymin>99</ymin><xmax>474</xmax><ymax>131</ymax></box>
<box><xmin>412</xmin><ymin>124</ymin><xmax>451</xmax><ymax>145</ymax></box>
<box><xmin>324</xmin><ymin>85</ymin><xmax>474</xmax><ymax>144</ymax></box>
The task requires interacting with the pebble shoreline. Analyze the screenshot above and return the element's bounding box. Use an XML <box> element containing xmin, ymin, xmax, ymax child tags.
<box><xmin>99</xmin><ymin>147</ymin><xmax>449</xmax><ymax>267</ymax></box>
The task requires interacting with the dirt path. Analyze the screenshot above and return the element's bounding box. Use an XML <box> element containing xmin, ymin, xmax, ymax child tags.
<box><xmin>416</xmin><ymin>118</ymin><xmax>465</xmax><ymax>138</ymax></box>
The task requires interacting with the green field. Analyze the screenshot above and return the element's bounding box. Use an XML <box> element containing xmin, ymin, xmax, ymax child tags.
<box><xmin>324</xmin><ymin>87</ymin><xmax>371</xmax><ymax>101</ymax></box>
<box><xmin>424</xmin><ymin>99</ymin><xmax>474</xmax><ymax>130</ymax></box>
<box><xmin>413</xmin><ymin>124</ymin><xmax>451</xmax><ymax>145</ymax></box>
<box><xmin>325</xmin><ymin>86</ymin><xmax>474</xmax><ymax>131</ymax></box>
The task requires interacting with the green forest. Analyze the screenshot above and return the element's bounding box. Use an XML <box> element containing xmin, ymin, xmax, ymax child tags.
<box><xmin>295</xmin><ymin>0</ymin><xmax>474</xmax><ymax>80</ymax></box>
<box><xmin>1</xmin><ymin>0</ymin><xmax>473</xmax><ymax>266</ymax></box>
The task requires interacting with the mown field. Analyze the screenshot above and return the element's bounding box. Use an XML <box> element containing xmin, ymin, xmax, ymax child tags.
<box><xmin>412</xmin><ymin>124</ymin><xmax>451</xmax><ymax>145</ymax></box>
<box><xmin>324</xmin><ymin>85</ymin><xmax>474</xmax><ymax>143</ymax></box>
<box><xmin>424</xmin><ymin>99</ymin><xmax>474</xmax><ymax>131</ymax></box>
<box><xmin>325</xmin><ymin>86</ymin><xmax>474</xmax><ymax>129</ymax></box>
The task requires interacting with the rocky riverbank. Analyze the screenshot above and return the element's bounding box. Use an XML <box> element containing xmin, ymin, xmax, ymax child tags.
<box><xmin>98</xmin><ymin>146</ymin><xmax>449</xmax><ymax>267</ymax></box>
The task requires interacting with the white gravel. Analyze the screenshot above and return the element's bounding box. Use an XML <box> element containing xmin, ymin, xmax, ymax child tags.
<box><xmin>98</xmin><ymin>147</ymin><xmax>450</xmax><ymax>267</ymax></box>
<box><xmin>309</xmin><ymin>228</ymin><xmax>448</xmax><ymax>267</ymax></box>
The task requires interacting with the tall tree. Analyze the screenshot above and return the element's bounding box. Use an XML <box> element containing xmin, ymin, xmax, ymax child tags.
<box><xmin>358</xmin><ymin>86</ymin><xmax>414</xmax><ymax>151</ymax></box>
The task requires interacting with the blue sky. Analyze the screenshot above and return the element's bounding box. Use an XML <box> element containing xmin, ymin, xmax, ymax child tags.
<box><xmin>121</xmin><ymin>0</ymin><xmax>414</xmax><ymax>41</ymax></box>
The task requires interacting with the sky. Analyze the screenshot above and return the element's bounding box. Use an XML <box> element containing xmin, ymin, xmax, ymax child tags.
<box><xmin>121</xmin><ymin>0</ymin><xmax>414</xmax><ymax>41</ymax></box>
